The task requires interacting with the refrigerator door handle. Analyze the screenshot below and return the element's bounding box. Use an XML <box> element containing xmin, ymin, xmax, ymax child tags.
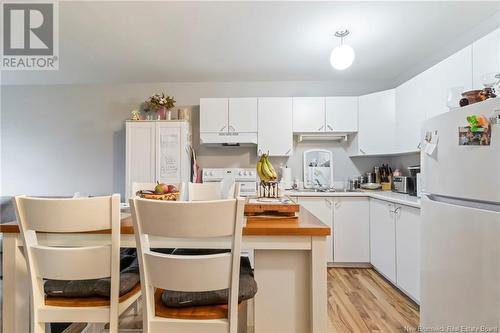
<box><xmin>426</xmin><ymin>194</ymin><xmax>500</xmax><ymax>213</ymax></box>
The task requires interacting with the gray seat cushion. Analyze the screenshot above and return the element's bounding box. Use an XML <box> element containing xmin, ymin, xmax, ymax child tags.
<box><xmin>44</xmin><ymin>249</ymin><xmax>140</xmax><ymax>298</ymax></box>
<box><xmin>161</xmin><ymin>249</ymin><xmax>258</xmax><ymax>308</ymax></box>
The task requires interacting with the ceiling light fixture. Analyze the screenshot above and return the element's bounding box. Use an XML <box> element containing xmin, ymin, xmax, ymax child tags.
<box><xmin>330</xmin><ymin>30</ymin><xmax>355</xmax><ymax>70</ymax></box>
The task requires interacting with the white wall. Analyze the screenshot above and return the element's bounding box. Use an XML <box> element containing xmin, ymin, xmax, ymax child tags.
<box><xmin>1</xmin><ymin>81</ymin><xmax>404</xmax><ymax>198</ymax></box>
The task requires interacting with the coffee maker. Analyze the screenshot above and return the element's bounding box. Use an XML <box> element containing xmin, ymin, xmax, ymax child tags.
<box><xmin>407</xmin><ymin>165</ymin><xmax>421</xmax><ymax>196</ymax></box>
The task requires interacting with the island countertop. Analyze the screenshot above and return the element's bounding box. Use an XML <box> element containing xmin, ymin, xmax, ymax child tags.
<box><xmin>0</xmin><ymin>205</ymin><xmax>331</xmax><ymax>237</ymax></box>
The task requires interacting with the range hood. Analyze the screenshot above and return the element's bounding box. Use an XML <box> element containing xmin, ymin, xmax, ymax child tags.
<box><xmin>296</xmin><ymin>133</ymin><xmax>349</xmax><ymax>142</ymax></box>
<box><xmin>200</xmin><ymin>132</ymin><xmax>258</xmax><ymax>146</ymax></box>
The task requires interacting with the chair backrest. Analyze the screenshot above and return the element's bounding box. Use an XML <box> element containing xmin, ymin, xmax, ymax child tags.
<box><xmin>13</xmin><ymin>195</ymin><xmax>121</xmax><ymax>329</ymax></box>
<box><xmin>188</xmin><ymin>181</ymin><xmax>238</xmax><ymax>201</ymax></box>
<box><xmin>130</xmin><ymin>197</ymin><xmax>245</xmax><ymax>330</ymax></box>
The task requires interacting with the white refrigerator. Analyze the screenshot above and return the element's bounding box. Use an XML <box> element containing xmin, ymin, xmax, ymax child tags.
<box><xmin>420</xmin><ymin>98</ymin><xmax>500</xmax><ymax>329</ymax></box>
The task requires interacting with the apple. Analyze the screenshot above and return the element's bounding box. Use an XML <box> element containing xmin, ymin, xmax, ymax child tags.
<box><xmin>166</xmin><ymin>184</ymin><xmax>177</xmax><ymax>193</ymax></box>
<box><xmin>154</xmin><ymin>181</ymin><xmax>169</xmax><ymax>194</ymax></box>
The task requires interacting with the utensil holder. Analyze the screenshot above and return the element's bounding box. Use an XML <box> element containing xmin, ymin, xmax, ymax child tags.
<box><xmin>258</xmin><ymin>181</ymin><xmax>279</xmax><ymax>198</ymax></box>
<box><xmin>381</xmin><ymin>182</ymin><xmax>391</xmax><ymax>191</ymax></box>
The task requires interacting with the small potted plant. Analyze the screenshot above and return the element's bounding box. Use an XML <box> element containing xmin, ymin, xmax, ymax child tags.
<box><xmin>144</xmin><ymin>93</ymin><xmax>176</xmax><ymax>120</ymax></box>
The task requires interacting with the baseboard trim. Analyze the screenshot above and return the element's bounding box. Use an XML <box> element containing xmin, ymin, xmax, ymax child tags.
<box><xmin>328</xmin><ymin>262</ymin><xmax>372</xmax><ymax>268</ymax></box>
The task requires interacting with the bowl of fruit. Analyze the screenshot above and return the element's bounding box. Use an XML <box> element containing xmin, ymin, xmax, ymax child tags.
<box><xmin>136</xmin><ymin>182</ymin><xmax>179</xmax><ymax>201</ymax></box>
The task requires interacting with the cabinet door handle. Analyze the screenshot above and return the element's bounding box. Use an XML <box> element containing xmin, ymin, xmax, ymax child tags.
<box><xmin>229</xmin><ymin>125</ymin><xmax>236</xmax><ymax>132</ymax></box>
<box><xmin>327</xmin><ymin>125</ymin><xmax>334</xmax><ymax>131</ymax></box>
<box><xmin>394</xmin><ymin>206</ymin><xmax>401</xmax><ymax>216</ymax></box>
<box><xmin>334</xmin><ymin>201</ymin><xmax>341</xmax><ymax>209</ymax></box>
<box><xmin>220</xmin><ymin>125</ymin><xmax>227</xmax><ymax>132</ymax></box>
<box><xmin>360</xmin><ymin>148</ymin><xmax>366</xmax><ymax>154</ymax></box>
<box><xmin>417</xmin><ymin>142</ymin><xmax>422</xmax><ymax>149</ymax></box>
<box><xmin>318</xmin><ymin>125</ymin><xmax>325</xmax><ymax>131</ymax></box>
<box><xmin>325</xmin><ymin>199</ymin><xmax>333</xmax><ymax>207</ymax></box>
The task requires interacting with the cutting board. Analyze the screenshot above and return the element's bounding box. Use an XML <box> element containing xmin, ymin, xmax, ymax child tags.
<box><xmin>245</xmin><ymin>197</ymin><xmax>299</xmax><ymax>224</ymax></box>
<box><xmin>244</xmin><ymin>197</ymin><xmax>300</xmax><ymax>216</ymax></box>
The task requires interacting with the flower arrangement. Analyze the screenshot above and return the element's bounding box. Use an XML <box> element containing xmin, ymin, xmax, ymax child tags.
<box><xmin>144</xmin><ymin>93</ymin><xmax>176</xmax><ymax>112</ymax></box>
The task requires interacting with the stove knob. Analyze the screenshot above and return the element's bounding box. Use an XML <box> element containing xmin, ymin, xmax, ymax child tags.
<box><xmin>209</xmin><ymin>171</ymin><xmax>213</xmax><ymax>176</ymax></box>
<box><xmin>239</xmin><ymin>171</ymin><xmax>244</xmax><ymax>176</ymax></box>
<box><xmin>248</xmin><ymin>171</ymin><xmax>254</xmax><ymax>176</ymax></box>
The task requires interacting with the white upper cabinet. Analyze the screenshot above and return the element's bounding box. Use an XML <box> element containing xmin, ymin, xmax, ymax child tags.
<box><xmin>357</xmin><ymin>89</ymin><xmax>396</xmax><ymax>155</ymax></box>
<box><xmin>472</xmin><ymin>28</ymin><xmax>500</xmax><ymax>89</ymax></box>
<box><xmin>325</xmin><ymin>97</ymin><xmax>358</xmax><ymax>132</ymax></box>
<box><xmin>393</xmin><ymin>46</ymin><xmax>472</xmax><ymax>153</ymax></box>
<box><xmin>228</xmin><ymin>98</ymin><xmax>258</xmax><ymax>133</ymax></box>
<box><xmin>258</xmin><ymin>98</ymin><xmax>293</xmax><ymax>156</ymax></box>
<box><xmin>421</xmin><ymin>46</ymin><xmax>473</xmax><ymax>119</ymax></box>
<box><xmin>395</xmin><ymin>78</ymin><xmax>426</xmax><ymax>152</ymax></box>
<box><xmin>292</xmin><ymin>97</ymin><xmax>325</xmax><ymax>132</ymax></box>
<box><xmin>200</xmin><ymin>98</ymin><xmax>228</xmax><ymax>133</ymax></box>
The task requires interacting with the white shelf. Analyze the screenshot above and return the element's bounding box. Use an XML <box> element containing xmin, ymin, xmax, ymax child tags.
<box><xmin>350</xmin><ymin>150</ymin><xmax>420</xmax><ymax>158</ymax></box>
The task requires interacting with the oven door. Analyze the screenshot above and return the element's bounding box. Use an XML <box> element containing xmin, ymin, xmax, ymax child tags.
<box><xmin>237</xmin><ymin>181</ymin><xmax>257</xmax><ymax>197</ymax></box>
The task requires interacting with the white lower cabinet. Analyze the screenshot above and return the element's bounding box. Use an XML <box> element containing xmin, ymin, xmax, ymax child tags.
<box><xmin>370</xmin><ymin>198</ymin><xmax>421</xmax><ymax>302</ymax></box>
<box><xmin>395</xmin><ymin>205</ymin><xmax>420</xmax><ymax>302</ymax></box>
<box><xmin>332</xmin><ymin>197</ymin><xmax>370</xmax><ymax>263</ymax></box>
<box><xmin>296</xmin><ymin>195</ymin><xmax>420</xmax><ymax>301</ymax></box>
<box><xmin>297</xmin><ymin>196</ymin><xmax>370</xmax><ymax>264</ymax></box>
<box><xmin>296</xmin><ymin>197</ymin><xmax>334</xmax><ymax>263</ymax></box>
<box><xmin>370</xmin><ymin>198</ymin><xmax>397</xmax><ymax>283</ymax></box>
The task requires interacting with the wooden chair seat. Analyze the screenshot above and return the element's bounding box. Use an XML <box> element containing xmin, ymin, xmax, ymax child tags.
<box><xmin>154</xmin><ymin>289</ymin><xmax>244</xmax><ymax>320</ymax></box>
<box><xmin>45</xmin><ymin>283</ymin><xmax>141</xmax><ymax>307</ymax></box>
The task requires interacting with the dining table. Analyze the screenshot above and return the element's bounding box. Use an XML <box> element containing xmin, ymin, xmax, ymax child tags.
<box><xmin>1</xmin><ymin>205</ymin><xmax>330</xmax><ymax>333</ymax></box>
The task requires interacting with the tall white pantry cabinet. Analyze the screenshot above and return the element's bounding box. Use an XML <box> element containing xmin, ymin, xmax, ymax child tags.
<box><xmin>125</xmin><ymin>121</ymin><xmax>191</xmax><ymax>198</ymax></box>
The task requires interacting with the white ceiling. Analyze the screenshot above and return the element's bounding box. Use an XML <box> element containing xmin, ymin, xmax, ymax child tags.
<box><xmin>2</xmin><ymin>1</ymin><xmax>500</xmax><ymax>91</ymax></box>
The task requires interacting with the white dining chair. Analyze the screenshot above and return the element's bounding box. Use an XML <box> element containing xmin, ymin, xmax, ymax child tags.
<box><xmin>129</xmin><ymin>197</ymin><xmax>246</xmax><ymax>333</ymax></box>
<box><xmin>187</xmin><ymin>181</ymin><xmax>238</xmax><ymax>201</ymax></box>
<box><xmin>13</xmin><ymin>194</ymin><xmax>141</xmax><ymax>333</ymax></box>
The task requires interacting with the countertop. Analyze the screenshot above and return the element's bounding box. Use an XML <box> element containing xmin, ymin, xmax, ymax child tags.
<box><xmin>285</xmin><ymin>190</ymin><xmax>421</xmax><ymax>208</ymax></box>
<box><xmin>0</xmin><ymin>207</ymin><xmax>331</xmax><ymax>236</ymax></box>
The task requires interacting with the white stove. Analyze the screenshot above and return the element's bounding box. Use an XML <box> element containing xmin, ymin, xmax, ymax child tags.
<box><xmin>203</xmin><ymin>168</ymin><xmax>257</xmax><ymax>196</ymax></box>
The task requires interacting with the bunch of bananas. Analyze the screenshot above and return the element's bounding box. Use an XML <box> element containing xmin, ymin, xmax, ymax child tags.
<box><xmin>256</xmin><ymin>153</ymin><xmax>278</xmax><ymax>183</ymax></box>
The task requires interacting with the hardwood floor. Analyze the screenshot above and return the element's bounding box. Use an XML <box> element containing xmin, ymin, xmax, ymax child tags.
<box><xmin>6</xmin><ymin>268</ymin><xmax>419</xmax><ymax>333</ymax></box>
<box><xmin>327</xmin><ymin>268</ymin><xmax>419</xmax><ymax>333</ymax></box>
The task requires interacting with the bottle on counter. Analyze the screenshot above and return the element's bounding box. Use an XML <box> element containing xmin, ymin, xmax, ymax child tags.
<box><xmin>374</xmin><ymin>166</ymin><xmax>381</xmax><ymax>184</ymax></box>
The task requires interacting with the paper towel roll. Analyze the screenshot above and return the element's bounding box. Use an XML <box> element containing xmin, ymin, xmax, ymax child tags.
<box><xmin>281</xmin><ymin>167</ymin><xmax>292</xmax><ymax>189</ymax></box>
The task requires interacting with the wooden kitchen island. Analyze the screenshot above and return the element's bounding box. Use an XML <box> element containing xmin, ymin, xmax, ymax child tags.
<box><xmin>1</xmin><ymin>206</ymin><xmax>330</xmax><ymax>333</ymax></box>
